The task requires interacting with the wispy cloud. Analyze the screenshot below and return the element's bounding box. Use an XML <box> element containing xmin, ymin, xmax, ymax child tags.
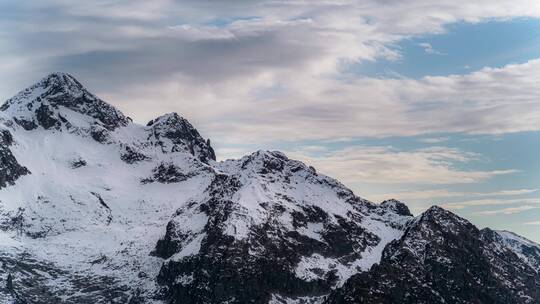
<box><xmin>286</xmin><ymin>145</ymin><xmax>516</xmax><ymax>186</ymax></box>
<box><xmin>372</xmin><ymin>188</ymin><xmax>537</xmax><ymax>202</ymax></box>
<box><xmin>475</xmin><ymin>205</ymin><xmax>540</xmax><ymax>215</ymax></box>
<box><xmin>443</xmin><ymin>198</ymin><xmax>540</xmax><ymax>210</ymax></box>
<box><xmin>2</xmin><ymin>1</ymin><xmax>540</xmax><ymax>144</ymax></box>
<box><xmin>418</xmin><ymin>42</ymin><xmax>445</xmax><ymax>55</ymax></box>
<box><xmin>418</xmin><ymin>137</ymin><xmax>449</xmax><ymax>144</ymax></box>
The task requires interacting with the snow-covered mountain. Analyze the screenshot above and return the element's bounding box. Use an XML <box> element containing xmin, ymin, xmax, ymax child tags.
<box><xmin>0</xmin><ymin>73</ymin><xmax>538</xmax><ymax>304</ymax></box>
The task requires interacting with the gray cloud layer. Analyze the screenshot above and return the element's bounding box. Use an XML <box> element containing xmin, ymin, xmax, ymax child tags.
<box><xmin>2</xmin><ymin>0</ymin><xmax>540</xmax><ymax>145</ymax></box>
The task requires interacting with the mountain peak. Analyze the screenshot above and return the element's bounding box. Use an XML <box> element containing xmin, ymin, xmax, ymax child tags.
<box><xmin>147</xmin><ymin>112</ymin><xmax>187</xmax><ymax>127</ymax></box>
<box><xmin>419</xmin><ymin>205</ymin><xmax>472</xmax><ymax>227</ymax></box>
<box><xmin>424</xmin><ymin>204</ymin><xmax>446</xmax><ymax>214</ymax></box>
<box><xmin>147</xmin><ymin>112</ymin><xmax>216</xmax><ymax>162</ymax></box>
<box><xmin>380</xmin><ymin>199</ymin><xmax>412</xmax><ymax>216</ymax></box>
<box><xmin>41</xmin><ymin>72</ymin><xmax>83</xmax><ymax>89</ymax></box>
<box><xmin>1</xmin><ymin>72</ymin><xmax>129</xmax><ymax>131</ymax></box>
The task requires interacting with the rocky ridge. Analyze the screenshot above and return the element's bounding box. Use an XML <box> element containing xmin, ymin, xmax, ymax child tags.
<box><xmin>327</xmin><ymin>207</ymin><xmax>540</xmax><ymax>304</ymax></box>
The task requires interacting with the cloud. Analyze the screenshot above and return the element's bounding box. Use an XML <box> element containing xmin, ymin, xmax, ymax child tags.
<box><xmin>524</xmin><ymin>221</ymin><xmax>540</xmax><ymax>226</ymax></box>
<box><xmin>1</xmin><ymin>0</ymin><xmax>540</xmax><ymax>146</ymax></box>
<box><xmin>418</xmin><ymin>42</ymin><xmax>445</xmax><ymax>55</ymax></box>
<box><xmin>371</xmin><ymin>188</ymin><xmax>538</xmax><ymax>201</ymax></box>
<box><xmin>443</xmin><ymin>197</ymin><xmax>540</xmax><ymax>210</ymax></box>
<box><xmin>285</xmin><ymin>145</ymin><xmax>516</xmax><ymax>186</ymax></box>
<box><xmin>487</xmin><ymin>189</ymin><xmax>539</xmax><ymax>196</ymax></box>
<box><xmin>91</xmin><ymin>54</ymin><xmax>540</xmax><ymax>146</ymax></box>
<box><xmin>475</xmin><ymin>205</ymin><xmax>540</xmax><ymax>215</ymax></box>
<box><xmin>418</xmin><ymin>137</ymin><xmax>449</xmax><ymax>144</ymax></box>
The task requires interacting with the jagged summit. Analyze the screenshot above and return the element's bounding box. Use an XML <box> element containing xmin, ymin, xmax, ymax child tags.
<box><xmin>1</xmin><ymin>72</ymin><xmax>129</xmax><ymax>131</ymax></box>
<box><xmin>147</xmin><ymin>112</ymin><xmax>184</xmax><ymax>125</ymax></box>
<box><xmin>40</xmin><ymin>72</ymin><xmax>84</xmax><ymax>90</ymax></box>
<box><xmin>147</xmin><ymin>112</ymin><xmax>216</xmax><ymax>162</ymax></box>
<box><xmin>0</xmin><ymin>73</ymin><xmax>216</xmax><ymax>164</ymax></box>
<box><xmin>380</xmin><ymin>199</ymin><xmax>412</xmax><ymax>216</ymax></box>
<box><xmin>419</xmin><ymin>204</ymin><xmax>472</xmax><ymax>227</ymax></box>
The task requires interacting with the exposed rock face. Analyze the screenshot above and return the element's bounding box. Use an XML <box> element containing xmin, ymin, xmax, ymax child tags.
<box><xmin>326</xmin><ymin>206</ymin><xmax>540</xmax><ymax>304</ymax></box>
<box><xmin>379</xmin><ymin>199</ymin><xmax>412</xmax><ymax>217</ymax></box>
<box><xmin>147</xmin><ymin>113</ymin><xmax>215</xmax><ymax>163</ymax></box>
<box><xmin>70</xmin><ymin>158</ymin><xmax>87</xmax><ymax>169</ymax></box>
<box><xmin>0</xmin><ymin>129</ymin><xmax>30</xmax><ymax>189</ymax></box>
<box><xmin>35</xmin><ymin>103</ymin><xmax>61</xmax><ymax>129</ymax></box>
<box><xmin>120</xmin><ymin>145</ymin><xmax>149</xmax><ymax>164</ymax></box>
<box><xmin>142</xmin><ymin>162</ymin><xmax>192</xmax><ymax>184</ymax></box>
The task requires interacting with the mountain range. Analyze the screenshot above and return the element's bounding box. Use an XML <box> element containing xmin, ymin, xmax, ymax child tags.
<box><xmin>0</xmin><ymin>73</ymin><xmax>538</xmax><ymax>304</ymax></box>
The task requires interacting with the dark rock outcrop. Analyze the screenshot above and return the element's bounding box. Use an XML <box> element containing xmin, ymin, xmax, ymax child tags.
<box><xmin>70</xmin><ymin>158</ymin><xmax>87</xmax><ymax>169</ymax></box>
<box><xmin>141</xmin><ymin>162</ymin><xmax>192</xmax><ymax>184</ymax></box>
<box><xmin>380</xmin><ymin>199</ymin><xmax>412</xmax><ymax>216</ymax></box>
<box><xmin>147</xmin><ymin>113</ymin><xmax>215</xmax><ymax>163</ymax></box>
<box><xmin>0</xmin><ymin>129</ymin><xmax>29</xmax><ymax>189</ymax></box>
<box><xmin>35</xmin><ymin>104</ymin><xmax>61</xmax><ymax>130</ymax></box>
<box><xmin>120</xmin><ymin>145</ymin><xmax>149</xmax><ymax>164</ymax></box>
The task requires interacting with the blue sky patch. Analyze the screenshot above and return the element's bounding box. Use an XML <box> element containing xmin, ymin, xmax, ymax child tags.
<box><xmin>349</xmin><ymin>18</ymin><xmax>540</xmax><ymax>78</ymax></box>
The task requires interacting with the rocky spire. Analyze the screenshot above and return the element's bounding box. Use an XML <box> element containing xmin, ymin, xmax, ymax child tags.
<box><xmin>147</xmin><ymin>112</ymin><xmax>216</xmax><ymax>162</ymax></box>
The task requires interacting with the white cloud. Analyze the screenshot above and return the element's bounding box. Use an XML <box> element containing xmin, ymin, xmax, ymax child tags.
<box><xmin>524</xmin><ymin>221</ymin><xmax>540</xmax><ymax>226</ymax></box>
<box><xmin>99</xmin><ymin>58</ymin><xmax>540</xmax><ymax>146</ymax></box>
<box><xmin>418</xmin><ymin>137</ymin><xmax>449</xmax><ymax>144</ymax></box>
<box><xmin>418</xmin><ymin>42</ymin><xmax>445</xmax><ymax>55</ymax></box>
<box><xmin>2</xmin><ymin>0</ymin><xmax>540</xmax><ymax>145</ymax></box>
<box><xmin>443</xmin><ymin>198</ymin><xmax>540</xmax><ymax>210</ymax></box>
<box><xmin>371</xmin><ymin>188</ymin><xmax>538</xmax><ymax>201</ymax></box>
<box><xmin>475</xmin><ymin>205</ymin><xmax>540</xmax><ymax>215</ymax></box>
<box><xmin>285</xmin><ymin>145</ymin><xmax>516</xmax><ymax>186</ymax></box>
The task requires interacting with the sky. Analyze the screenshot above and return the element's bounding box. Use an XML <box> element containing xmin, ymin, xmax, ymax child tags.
<box><xmin>0</xmin><ymin>0</ymin><xmax>539</xmax><ymax>242</ymax></box>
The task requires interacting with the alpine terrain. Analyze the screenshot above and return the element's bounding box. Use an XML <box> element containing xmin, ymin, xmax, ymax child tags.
<box><xmin>0</xmin><ymin>73</ymin><xmax>538</xmax><ymax>304</ymax></box>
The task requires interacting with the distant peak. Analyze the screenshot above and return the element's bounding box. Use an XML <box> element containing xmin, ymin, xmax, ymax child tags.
<box><xmin>380</xmin><ymin>199</ymin><xmax>412</xmax><ymax>216</ymax></box>
<box><xmin>252</xmin><ymin>150</ymin><xmax>288</xmax><ymax>159</ymax></box>
<box><xmin>43</xmin><ymin>71</ymin><xmax>78</xmax><ymax>81</ymax></box>
<box><xmin>496</xmin><ymin>230</ymin><xmax>540</xmax><ymax>247</ymax></box>
<box><xmin>147</xmin><ymin>112</ymin><xmax>186</xmax><ymax>126</ymax></box>
<box><xmin>147</xmin><ymin>112</ymin><xmax>216</xmax><ymax>162</ymax></box>
<box><xmin>417</xmin><ymin>205</ymin><xmax>473</xmax><ymax>229</ymax></box>
<box><xmin>40</xmin><ymin>72</ymin><xmax>84</xmax><ymax>91</ymax></box>
<box><xmin>425</xmin><ymin>205</ymin><xmax>446</xmax><ymax>213</ymax></box>
<box><xmin>45</xmin><ymin>72</ymin><xmax>72</xmax><ymax>77</ymax></box>
<box><xmin>422</xmin><ymin>205</ymin><xmax>452</xmax><ymax>219</ymax></box>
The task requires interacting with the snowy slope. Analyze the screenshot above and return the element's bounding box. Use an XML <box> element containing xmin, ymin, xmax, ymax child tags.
<box><xmin>495</xmin><ymin>230</ymin><xmax>540</xmax><ymax>271</ymax></box>
<box><xmin>0</xmin><ymin>73</ymin><xmax>217</xmax><ymax>302</ymax></box>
